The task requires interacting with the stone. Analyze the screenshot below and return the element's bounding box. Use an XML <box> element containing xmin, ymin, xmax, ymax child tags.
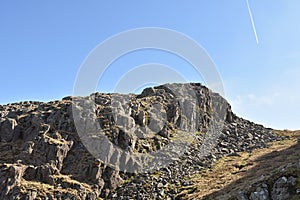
<box><xmin>237</xmin><ymin>191</ymin><xmax>249</xmax><ymax>200</ymax></box>
<box><xmin>157</xmin><ymin>182</ymin><xmax>164</xmax><ymax>188</ymax></box>
<box><xmin>117</xmin><ymin>130</ymin><xmax>133</xmax><ymax>150</ymax></box>
<box><xmin>0</xmin><ymin>165</ymin><xmax>26</xmax><ymax>199</ymax></box>
<box><xmin>0</xmin><ymin>82</ymin><xmax>287</xmax><ymax>199</ymax></box>
<box><xmin>23</xmin><ymin>164</ymin><xmax>56</xmax><ymax>184</ymax></box>
<box><xmin>138</xmin><ymin>87</ymin><xmax>156</xmax><ymax>98</ymax></box>
<box><xmin>0</xmin><ymin>118</ymin><xmax>18</xmax><ymax>142</ymax></box>
<box><xmin>271</xmin><ymin>176</ymin><xmax>296</xmax><ymax>200</ymax></box>
<box><xmin>102</xmin><ymin>167</ymin><xmax>123</xmax><ymax>190</ymax></box>
<box><xmin>137</xmin><ymin>109</ymin><xmax>146</xmax><ymax>121</ymax></box>
<box><xmin>249</xmin><ymin>185</ymin><xmax>269</xmax><ymax>200</ymax></box>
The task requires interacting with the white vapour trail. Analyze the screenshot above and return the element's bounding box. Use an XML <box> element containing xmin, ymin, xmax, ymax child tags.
<box><xmin>246</xmin><ymin>0</ymin><xmax>259</xmax><ymax>44</ymax></box>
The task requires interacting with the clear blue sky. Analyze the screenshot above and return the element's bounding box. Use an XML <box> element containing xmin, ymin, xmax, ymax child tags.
<box><xmin>1</xmin><ymin>1</ymin><xmax>299</xmax><ymax>130</ymax></box>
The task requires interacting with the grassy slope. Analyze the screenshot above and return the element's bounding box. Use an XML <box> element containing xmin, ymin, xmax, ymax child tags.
<box><xmin>178</xmin><ymin>130</ymin><xmax>300</xmax><ymax>199</ymax></box>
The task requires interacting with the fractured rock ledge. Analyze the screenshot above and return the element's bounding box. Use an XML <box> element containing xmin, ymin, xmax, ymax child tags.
<box><xmin>0</xmin><ymin>83</ymin><xmax>291</xmax><ymax>199</ymax></box>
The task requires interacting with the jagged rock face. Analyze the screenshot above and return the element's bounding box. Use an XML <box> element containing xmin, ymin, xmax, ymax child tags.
<box><xmin>0</xmin><ymin>165</ymin><xmax>25</xmax><ymax>199</ymax></box>
<box><xmin>0</xmin><ymin>83</ymin><xmax>283</xmax><ymax>199</ymax></box>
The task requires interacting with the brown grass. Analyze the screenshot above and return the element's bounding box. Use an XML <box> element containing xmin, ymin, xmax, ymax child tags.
<box><xmin>178</xmin><ymin>130</ymin><xmax>300</xmax><ymax>199</ymax></box>
<box><xmin>20</xmin><ymin>179</ymin><xmax>77</xmax><ymax>196</ymax></box>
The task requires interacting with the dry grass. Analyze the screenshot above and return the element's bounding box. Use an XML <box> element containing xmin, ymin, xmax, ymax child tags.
<box><xmin>51</xmin><ymin>174</ymin><xmax>93</xmax><ymax>192</ymax></box>
<box><xmin>178</xmin><ymin>130</ymin><xmax>300</xmax><ymax>199</ymax></box>
<box><xmin>19</xmin><ymin>174</ymin><xmax>101</xmax><ymax>199</ymax></box>
<box><xmin>19</xmin><ymin>179</ymin><xmax>77</xmax><ymax>197</ymax></box>
<box><xmin>274</xmin><ymin>129</ymin><xmax>300</xmax><ymax>137</ymax></box>
<box><xmin>14</xmin><ymin>167</ymin><xmax>96</xmax><ymax>199</ymax></box>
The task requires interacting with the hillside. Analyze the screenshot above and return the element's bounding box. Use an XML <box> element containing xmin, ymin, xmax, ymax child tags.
<box><xmin>0</xmin><ymin>83</ymin><xmax>299</xmax><ymax>199</ymax></box>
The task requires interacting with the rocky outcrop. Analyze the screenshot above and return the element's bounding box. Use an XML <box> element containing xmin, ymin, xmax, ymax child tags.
<box><xmin>0</xmin><ymin>164</ymin><xmax>26</xmax><ymax>199</ymax></box>
<box><xmin>0</xmin><ymin>83</ymin><xmax>292</xmax><ymax>199</ymax></box>
<box><xmin>236</xmin><ymin>159</ymin><xmax>300</xmax><ymax>200</ymax></box>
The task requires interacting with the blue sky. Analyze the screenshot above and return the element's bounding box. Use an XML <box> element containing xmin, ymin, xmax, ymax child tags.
<box><xmin>1</xmin><ymin>1</ymin><xmax>299</xmax><ymax>130</ymax></box>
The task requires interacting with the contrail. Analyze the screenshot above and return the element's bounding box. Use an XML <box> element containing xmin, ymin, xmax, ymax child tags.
<box><xmin>246</xmin><ymin>0</ymin><xmax>259</xmax><ymax>44</ymax></box>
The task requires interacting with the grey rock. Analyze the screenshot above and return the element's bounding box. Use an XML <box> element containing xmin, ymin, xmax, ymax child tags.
<box><xmin>237</xmin><ymin>191</ymin><xmax>249</xmax><ymax>200</ymax></box>
<box><xmin>0</xmin><ymin>82</ymin><xmax>286</xmax><ymax>199</ymax></box>
<box><xmin>249</xmin><ymin>185</ymin><xmax>269</xmax><ymax>200</ymax></box>
<box><xmin>271</xmin><ymin>176</ymin><xmax>296</xmax><ymax>200</ymax></box>
<box><xmin>0</xmin><ymin>165</ymin><xmax>26</xmax><ymax>199</ymax></box>
<box><xmin>0</xmin><ymin>118</ymin><xmax>18</xmax><ymax>142</ymax></box>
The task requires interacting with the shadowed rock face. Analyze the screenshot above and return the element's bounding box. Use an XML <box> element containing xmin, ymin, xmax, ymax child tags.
<box><xmin>0</xmin><ymin>83</ymin><xmax>285</xmax><ymax>199</ymax></box>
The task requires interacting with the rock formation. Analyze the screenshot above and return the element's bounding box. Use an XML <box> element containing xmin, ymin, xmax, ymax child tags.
<box><xmin>0</xmin><ymin>83</ymin><xmax>298</xmax><ymax>199</ymax></box>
